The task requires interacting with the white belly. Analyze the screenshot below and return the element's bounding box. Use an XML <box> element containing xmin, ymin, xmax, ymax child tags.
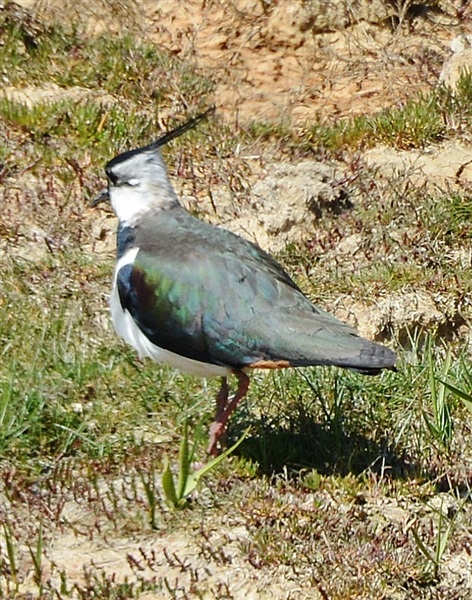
<box><xmin>110</xmin><ymin>249</ymin><xmax>230</xmax><ymax>378</ymax></box>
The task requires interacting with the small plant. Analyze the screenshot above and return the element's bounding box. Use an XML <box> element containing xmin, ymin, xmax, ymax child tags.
<box><xmin>139</xmin><ymin>459</ymin><xmax>161</xmax><ymax>529</ymax></box>
<box><xmin>412</xmin><ymin>497</ymin><xmax>466</xmax><ymax>581</ymax></box>
<box><xmin>161</xmin><ymin>420</ymin><xmax>248</xmax><ymax>510</ymax></box>
<box><xmin>424</xmin><ymin>344</ymin><xmax>454</xmax><ymax>449</ymax></box>
<box><xmin>1</xmin><ymin>523</ymin><xmax>19</xmax><ymax>595</ymax></box>
<box><xmin>440</xmin><ymin>358</ymin><xmax>472</xmax><ymax>413</ymax></box>
<box><xmin>27</xmin><ymin>521</ymin><xmax>44</xmax><ymax>596</ymax></box>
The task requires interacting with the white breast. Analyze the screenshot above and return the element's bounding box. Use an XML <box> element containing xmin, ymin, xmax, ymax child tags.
<box><xmin>110</xmin><ymin>248</ymin><xmax>230</xmax><ymax>378</ymax></box>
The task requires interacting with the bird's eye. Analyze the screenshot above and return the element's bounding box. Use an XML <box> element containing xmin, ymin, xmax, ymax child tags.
<box><xmin>105</xmin><ymin>168</ymin><xmax>119</xmax><ymax>186</ymax></box>
<box><xmin>105</xmin><ymin>168</ymin><xmax>139</xmax><ymax>188</ymax></box>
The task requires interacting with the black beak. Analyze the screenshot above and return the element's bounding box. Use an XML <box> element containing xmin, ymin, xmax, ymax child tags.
<box><xmin>91</xmin><ymin>188</ymin><xmax>109</xmax><ymax>207</ymax></box>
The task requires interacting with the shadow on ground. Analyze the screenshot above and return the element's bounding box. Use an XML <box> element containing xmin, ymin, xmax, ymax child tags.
<box><xmin>230</xmin><ymin>417</ymin><xmax>422</xmax><ymax>481</ymax></box>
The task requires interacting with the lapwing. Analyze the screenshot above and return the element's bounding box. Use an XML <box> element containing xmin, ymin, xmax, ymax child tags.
<box><xmin>94</xmin><ymin>108</ymin><xmax>397</xmax><ymax>456</ymax></box>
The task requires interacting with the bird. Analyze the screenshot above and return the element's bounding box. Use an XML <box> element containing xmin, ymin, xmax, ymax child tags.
<box><xmin>93</xmin><ymin>108</ymin><xmax>397</xmax><ymax>456</ymax></box>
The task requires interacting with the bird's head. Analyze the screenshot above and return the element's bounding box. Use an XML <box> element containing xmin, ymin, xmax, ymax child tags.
<box><xmin>92</xmin><ymin>107</ymin><xmax>215</xmax><ymax>226</ymax></box>
<box><xmin>103</xmin><ymin>146</ymin><xmax>176</xmax><ymax>225</ymax></box>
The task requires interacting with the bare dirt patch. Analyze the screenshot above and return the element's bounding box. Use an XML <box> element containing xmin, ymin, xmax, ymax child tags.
<box><xmin>143</xmin><ymin>0</ymin><xmax>454</xmax><ymax>123</ymax></box>
<box><xmin>18</xmin><ymin>0</ymin><xmax>470</xmax><ymax>124</ymax></box>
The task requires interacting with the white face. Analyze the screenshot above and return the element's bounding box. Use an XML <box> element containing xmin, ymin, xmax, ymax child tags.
<box><xmin>106</xmin><ymin>149</ymin><xmax>178</xmax><ymax>225</ymax></box>
<box><xmin>108</xmin><ymin>180</ymin><xmax>157</xmax><ymax>226</ymax></box>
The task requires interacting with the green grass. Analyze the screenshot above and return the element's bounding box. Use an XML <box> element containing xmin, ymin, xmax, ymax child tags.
<box><xmin>0</xmin><ymin>4</ymin><xmax>215</xmax><ymax>183</ymax></box>
<box><xmin>1</xmin><ymin>1</ymin><xmax>472</xmax><ymax>598</ymax></box>
<box><xmin>247</xmin><ymin>72</ymin><xmax>472</xmax><ymax>153</ymax></box>
<box><xmin>0</xmin><ymin>13</ymin><xmax>213</xmax><ymax>105</ymax></box>
<box><xmin>275</xmin><ymin>177</ymin><xmax>472</xmax><ymax>306</ymax></box>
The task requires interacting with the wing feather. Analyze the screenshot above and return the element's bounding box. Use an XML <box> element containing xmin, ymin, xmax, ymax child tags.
<box><xmin>118</xmin><ymin>208</ymin><xmax>396</xmax><ymax>372</ymax></box>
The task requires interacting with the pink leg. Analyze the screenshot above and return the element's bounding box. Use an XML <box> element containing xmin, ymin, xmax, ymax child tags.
<box><xmin>215</xmin><ymin>377</ymin><xmax>229</xmax><ymax>414</ymax></box>
<box><xmin>207</xmin><ymin>371</ymin><xmax>250</xmax><ymax>456</ymax></box>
